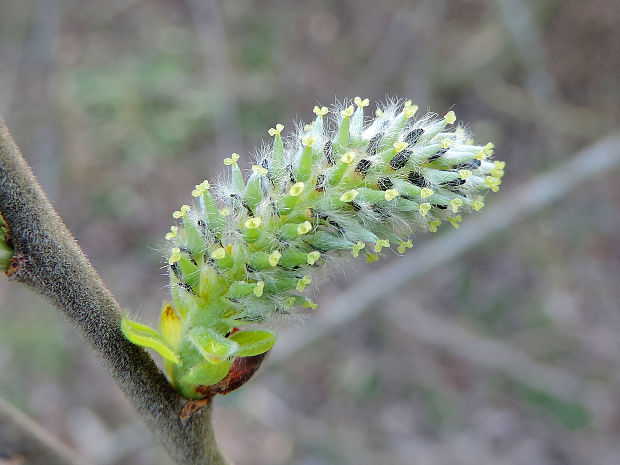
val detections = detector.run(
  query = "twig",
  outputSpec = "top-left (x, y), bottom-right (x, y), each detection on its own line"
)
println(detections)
top-left (0, 117), bottom-right (231, 465)
top-left (270, 133), bottom-right (620, 366)
top-left (0, 395), bottom-right (90, 465)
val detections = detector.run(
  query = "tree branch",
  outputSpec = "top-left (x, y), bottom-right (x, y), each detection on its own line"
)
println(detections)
top-left (0, 116), bottom-right (231, 465)
top-left (0, 395), bottom-right (91, 465)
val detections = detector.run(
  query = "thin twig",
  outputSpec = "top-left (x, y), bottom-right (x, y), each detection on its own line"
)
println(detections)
top-left (0, 395), bottom-right (90, 465)
top-left (270, 133), bottom-right (620, 366)
top-left (0, 117), bottom-right (231, 465)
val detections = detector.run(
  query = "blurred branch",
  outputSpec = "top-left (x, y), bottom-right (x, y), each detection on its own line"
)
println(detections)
top-left (185, 0), bottom-right (242, 157)
top-left (0, 395), bottom-right (90, 465)
top-left (495, 0), bottom-right (557, 99)
top-left (494, 0), bottom-right (566, 156)
top-left (385, 297), bottom-right (614, 425)
top-left (236, 384), bottom-right (401, 465)
top-left (401, 0), bottom-right (447, 105)
top-left (478, 81), bottom-right (610, 137)
top-left (0, 117), bottom-right (231, 465)
top-left (271, 133), bottom-right (620, 367)
top-left (354, 14), bottom-right (416, 95)
top-left (9, 0), bottom-right (63, 200)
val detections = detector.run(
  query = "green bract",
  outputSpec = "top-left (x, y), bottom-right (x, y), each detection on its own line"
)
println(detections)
top-left (122, 98), bottom-right (505, 399)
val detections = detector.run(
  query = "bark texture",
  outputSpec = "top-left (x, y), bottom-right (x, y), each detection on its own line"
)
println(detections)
top-left (0, 117), bottom-right (230, 465)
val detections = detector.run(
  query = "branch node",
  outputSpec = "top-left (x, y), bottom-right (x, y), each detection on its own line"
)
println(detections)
top-left (6, 254), bottom-right (28, 278)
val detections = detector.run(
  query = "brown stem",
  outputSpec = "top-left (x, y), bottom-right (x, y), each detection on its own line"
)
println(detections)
top-left (0, 117), bottom-right (231, 465)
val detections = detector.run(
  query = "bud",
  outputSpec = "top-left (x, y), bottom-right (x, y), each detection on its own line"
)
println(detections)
top-left (122, 99), bottom-right (505, 399)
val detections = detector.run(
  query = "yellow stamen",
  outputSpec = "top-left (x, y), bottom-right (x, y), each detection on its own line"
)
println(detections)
top-left (289, 182), bottom-right (305, 197)
top-left (245, 217), bottom-right (262, 229)
top-left (268, 250), bottom-right (281, 267)
top-left (393, 141), bottom-right (409, 153)
top-left (313, 106), bottom-right (329, 116)
top-left (450, 198), bottom-right (463, 213)
top-left (253, 281), bottom-right (264, 297)
top-left (397, 239), bottom-right (413, 254)
top-left (307, 251), bottom-right (321, 265)
top-left (374, 239), bottom-right (390, 253)
top-left (168, 248), bottom-right (181, 265)
top-left (252, 165), bottom-right (268, 176)
top-left (444, 110), bottom-right (456, 125)
top-left (302, 298), bottom-right (318, 310)
top-left (341, 151), bottom-right (356, 165)
top-left (165, 226), bottom-right (178, 241)
top-left (419, 202), bottom-right (431, 216)
top-left (404, 105), bottom-right (419, 119)
top-left (191, 180), bottom-right (210, 197)
top-left (341, 106), bottom-right (354, 118)
top-left (224, 153), bottom-right (240, 165)
top-left (354, 97), bottom-right (370, 108)
top-left (296, 275), bottom-right (312, 292)
top-left (351, 241), bottom-right (365, 257)
top-left (302, 134), bottom-right (316, 147)
top-left (440, 138), bottom-right (453, 149)
top-left (211, 248), bottom-right (226, 260)
top-left (340, 189), bottom-right (359, 202)
top-left (420, 188), bottom-right (433, 199)
top-left (448, 215), bottom-right (463, 229)
top-left (384, 189), bottom-right (399, 201)
top-left (268, 124), bottom-right (284, 137)
top-left (297, 221), bottom-right (312, 235)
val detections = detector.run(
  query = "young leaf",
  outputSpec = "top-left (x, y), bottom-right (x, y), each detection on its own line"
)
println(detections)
top-left (189, 328), bottom-right (238, 364)
top-left (229, 329), bottom-right (276, 357)
top-left (179, 361), bottom-right (232, 395)
top-left (121, 318), bottom-right (179, 364)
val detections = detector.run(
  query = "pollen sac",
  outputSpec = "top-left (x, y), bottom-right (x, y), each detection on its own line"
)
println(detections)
top-left (389, 150), bottom-right (411, 170)
top-left (408, 171), bottom-right (429, 187)
top-left (428, 148), bottom-right (447, 162)
top-left (324, 140), bottom-right (335, 165)
top-left (404, 128), bottom-right (424, 144)
top-left (121, 98), bottom-right (505, 400)
top-left (377, 176), bottom-right (393, 191)
top-left (366, 132), bottom-right (383, 156)
top-left (355, 159), bottom-right (372, 177)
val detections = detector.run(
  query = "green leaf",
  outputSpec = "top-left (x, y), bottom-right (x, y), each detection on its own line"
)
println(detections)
top-left (121, 318), bottom-right (179, 364)
top-left (179, 360), bottom-right (232, 389)
top-left (189, 328), bottom-right (238, 364)
top-left (230, 329), bottom-right (276, 357)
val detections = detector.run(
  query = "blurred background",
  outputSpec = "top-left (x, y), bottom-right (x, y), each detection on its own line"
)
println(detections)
top-left (0, 0), bottom-right (619, 464)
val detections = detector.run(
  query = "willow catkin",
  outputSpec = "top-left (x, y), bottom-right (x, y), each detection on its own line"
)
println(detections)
top-left (122, 98), bottom-right (505, 399)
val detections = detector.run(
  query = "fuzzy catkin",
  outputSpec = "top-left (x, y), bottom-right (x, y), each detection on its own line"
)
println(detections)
top-left (122, 98), bottom-right (505, 399)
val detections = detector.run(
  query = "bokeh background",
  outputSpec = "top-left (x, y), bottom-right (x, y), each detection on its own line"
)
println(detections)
top-left (1, 0), bottom-right (619, 464)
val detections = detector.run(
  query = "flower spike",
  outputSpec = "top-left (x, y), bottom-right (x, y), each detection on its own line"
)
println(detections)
top-left (122, 98), bottom-right (505, 400)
